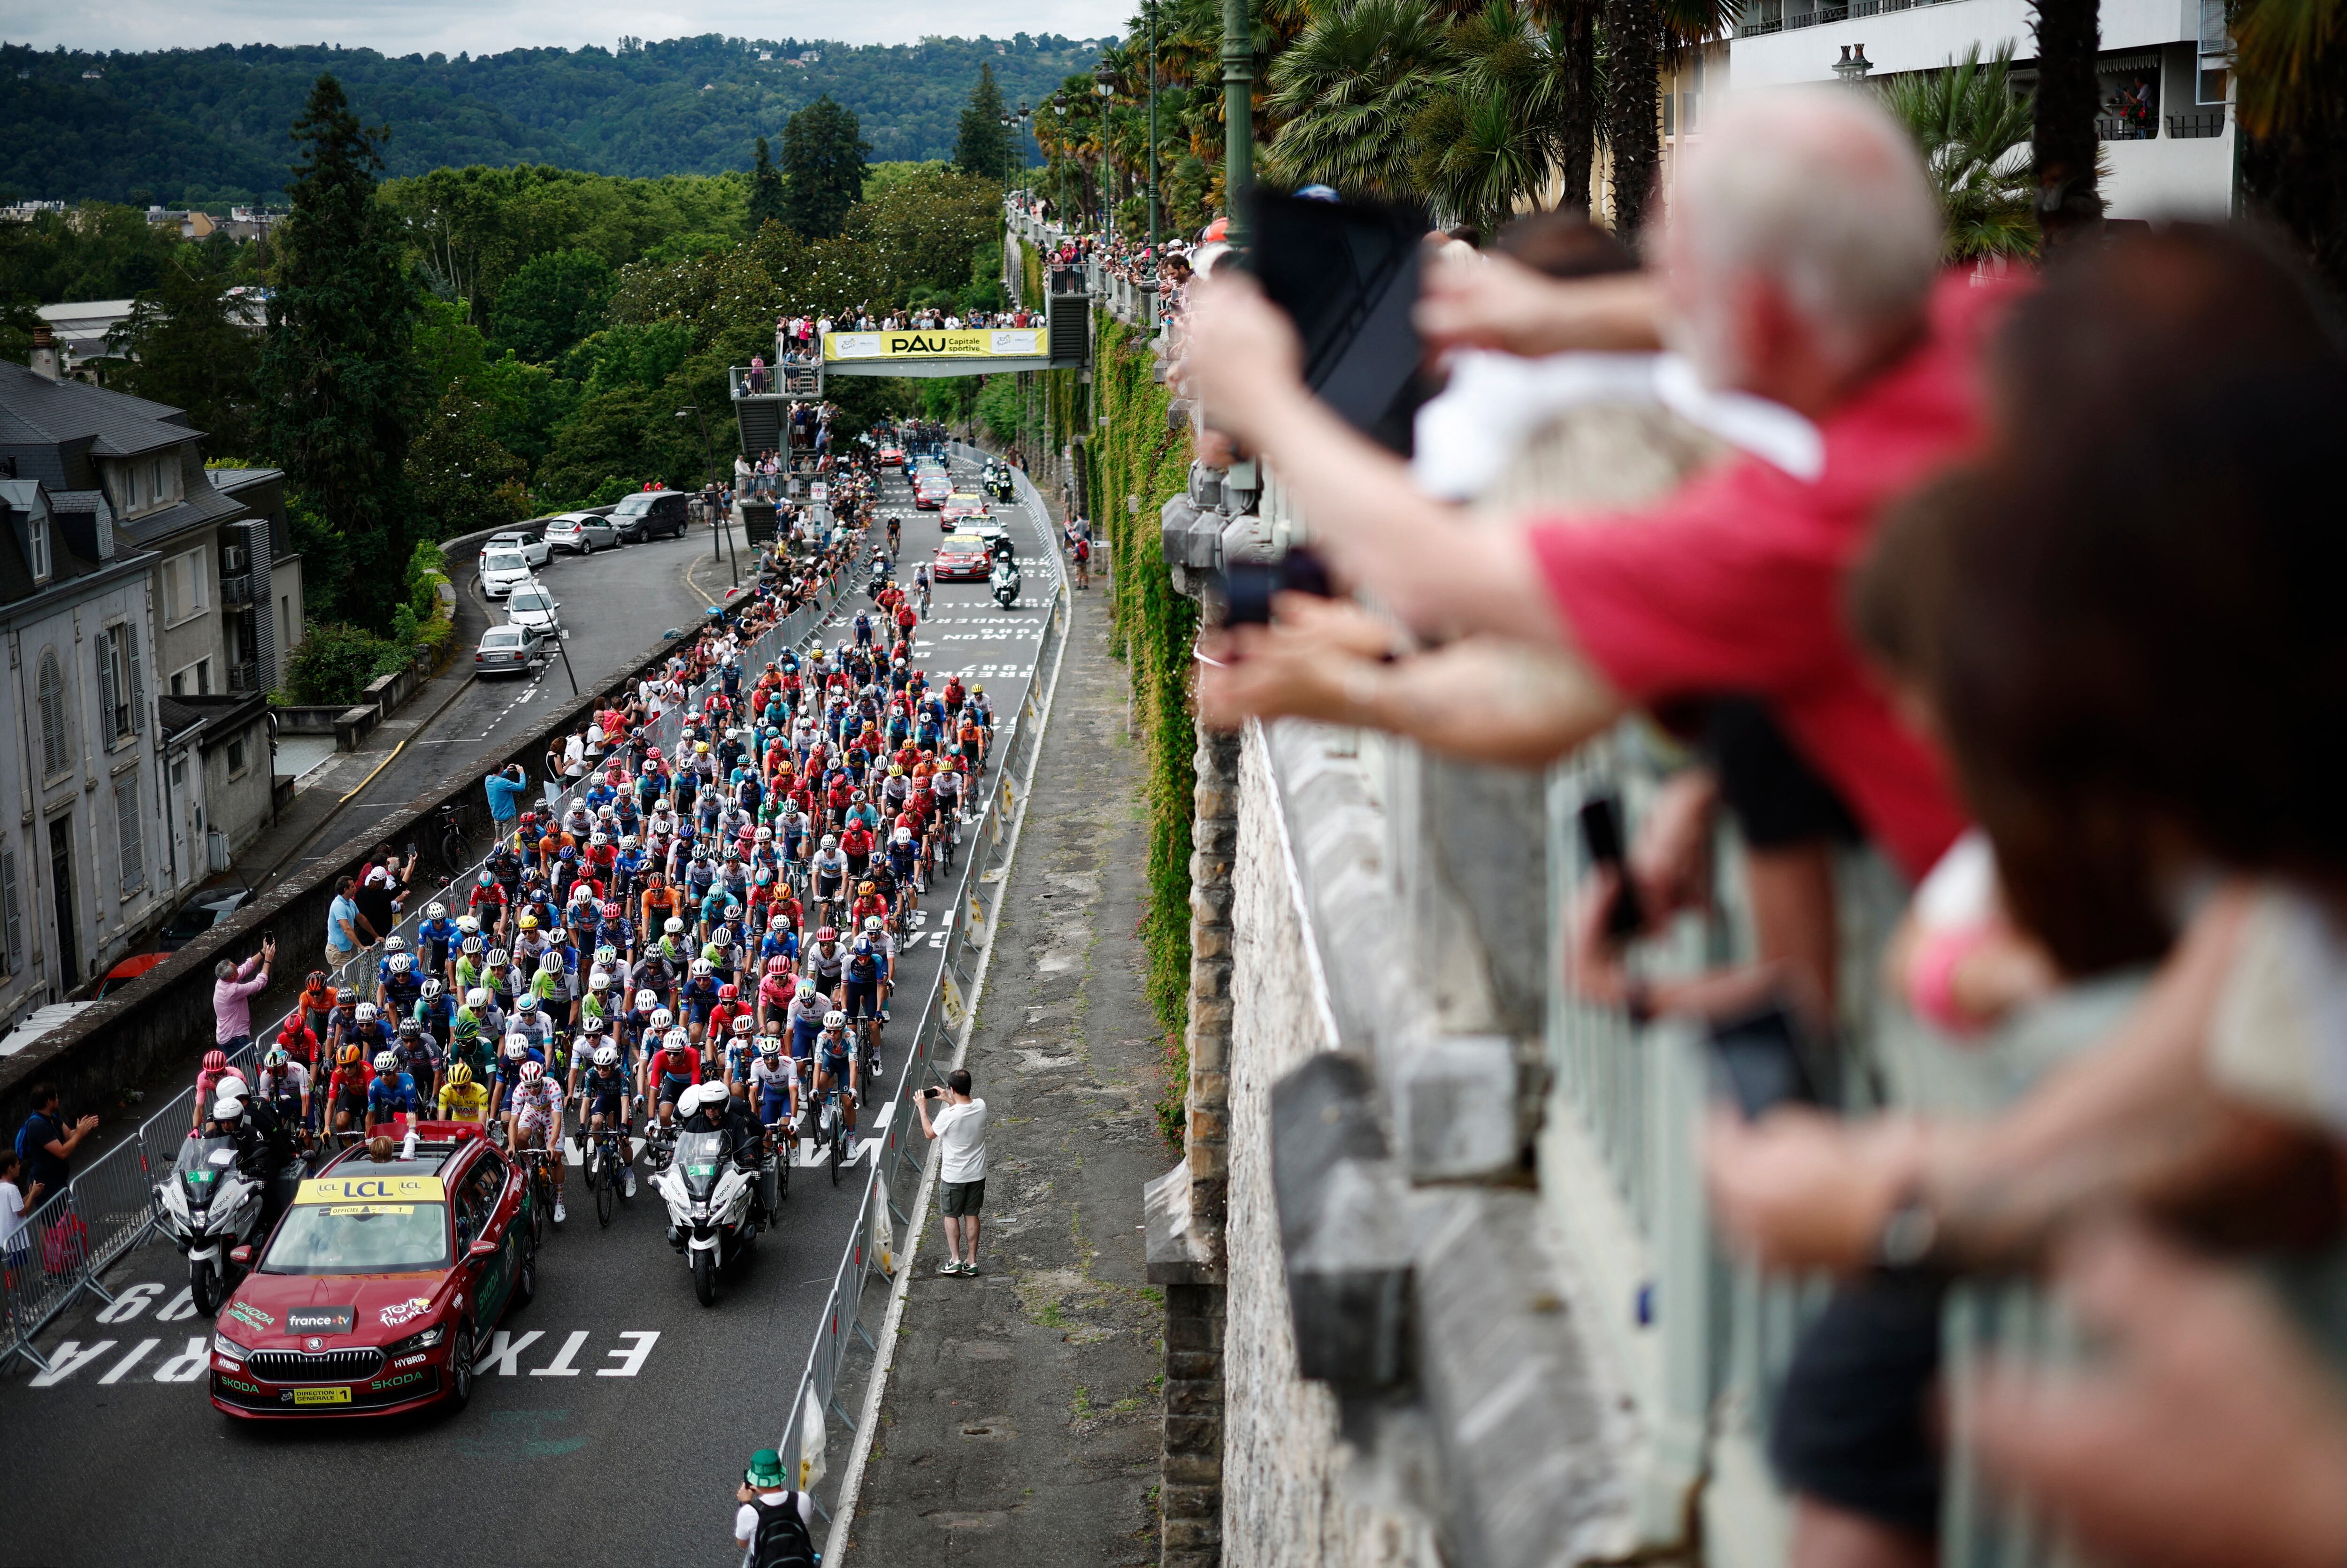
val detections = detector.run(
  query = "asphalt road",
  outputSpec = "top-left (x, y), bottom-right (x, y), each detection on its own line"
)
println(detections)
top-left (0, 450), bottom-right (1061, 1568)
top-left (280, 522), bottom-right (750, 881)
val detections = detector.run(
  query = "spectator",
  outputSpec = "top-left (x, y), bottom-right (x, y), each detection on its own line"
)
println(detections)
top-left (917, 1068), bottom-right (988, 1276)
top-left (353, 864), bottom-right (400, 959)
top-left (0, 1148), bottom-right (35, 1275)
top-left (733, 1447), bottom-right (815, 1563)
top-left (15, 1083), bottom-right (96, 1197)
top-left (484, 763), bottom-right (532, 826)
top-left (325, 874), bottom-right (369, 984)
top-left (213, 933), bottom-right (276, 1050)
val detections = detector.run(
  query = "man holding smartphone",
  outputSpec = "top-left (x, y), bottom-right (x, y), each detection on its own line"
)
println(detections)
top-left (916, 1069), bottom-right (987, 1276)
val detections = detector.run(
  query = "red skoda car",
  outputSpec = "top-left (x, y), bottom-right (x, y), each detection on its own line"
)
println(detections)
top-left (933, 539), bottom-right (991, 582)
top-left (208, 1123), bottom-right (537, 1419)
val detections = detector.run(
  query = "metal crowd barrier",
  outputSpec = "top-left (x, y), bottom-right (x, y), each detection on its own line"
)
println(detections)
top-left (1, 552), bottom-right (854, 1375)
top-left (767, 446), bottom-right (1075, 1521)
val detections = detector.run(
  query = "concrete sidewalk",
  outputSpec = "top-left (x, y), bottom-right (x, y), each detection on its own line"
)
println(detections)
top-left (848, 577), bottom-right (1168, 1565)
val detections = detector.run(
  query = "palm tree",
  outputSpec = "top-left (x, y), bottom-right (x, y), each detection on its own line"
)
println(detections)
top-left (2232, 0), bottom-right (2347, 297)
top-left (1411, 0), bottom-right (1584, 229)
top-left (2031, 0), bottom-right (2104, 244)
top-left (1881, 43), bottom-right (2039, 259)
top-left (1265, 0), bottom-right (1457, 203)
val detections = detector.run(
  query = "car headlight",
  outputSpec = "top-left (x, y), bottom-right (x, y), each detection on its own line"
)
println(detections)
top-left (384, 1323), bottom-right (445, 1357)
top-left (213, 1326), bottom-right (253, 1361)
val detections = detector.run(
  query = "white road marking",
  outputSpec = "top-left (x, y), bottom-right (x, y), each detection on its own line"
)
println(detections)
top-left (98, 1339), bottom-right (160, 1384)
top-left (476, 1328), bottom-right (544, 1376)
top-left (31, 1340), bottom-right (115, 1386)
top-left (530, 1329), bottom-right (591, 1377)
top-left (597, 1330), bottom-right (660, 1376)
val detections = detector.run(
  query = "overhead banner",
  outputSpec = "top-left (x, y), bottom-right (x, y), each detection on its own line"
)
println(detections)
top-left (822, 329), bottom-right (1045, 363)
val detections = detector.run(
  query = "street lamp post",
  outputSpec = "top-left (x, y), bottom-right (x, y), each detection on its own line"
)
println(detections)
top-left (1223, 0), bottom-right (1253, 248)
top-left (1147, 0), bottom-right (1160, 279)
top-left (1095, 79), bottom-right (1115, 241)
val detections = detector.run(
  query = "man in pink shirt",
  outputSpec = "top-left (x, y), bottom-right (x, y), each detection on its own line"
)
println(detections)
top-left (212, 933), bottom-right (276, 1051)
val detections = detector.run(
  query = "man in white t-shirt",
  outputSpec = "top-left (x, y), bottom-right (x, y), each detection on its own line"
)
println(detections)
top-left (916, 1068), bottom-right (988, 1276)
top-left (731, 1446), bottom-right (813, 1565)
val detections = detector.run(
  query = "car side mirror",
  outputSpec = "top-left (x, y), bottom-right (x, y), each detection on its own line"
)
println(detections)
top-left (468, 1238), bottom-right (499, 1262)
top-left (229, 1244), bottom-right (254, 1267)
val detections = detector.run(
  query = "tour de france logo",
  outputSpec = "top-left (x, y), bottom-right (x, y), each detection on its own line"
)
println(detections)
top-left (379, 1296), bottom-right (433, 1329)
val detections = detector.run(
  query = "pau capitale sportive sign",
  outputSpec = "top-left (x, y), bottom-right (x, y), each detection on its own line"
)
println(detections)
top-left (821, 329), bottom-right (1046, 363)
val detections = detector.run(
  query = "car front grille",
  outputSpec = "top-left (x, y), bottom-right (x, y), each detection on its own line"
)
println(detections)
top-left (248, 1347), bottom-right (385, 1383)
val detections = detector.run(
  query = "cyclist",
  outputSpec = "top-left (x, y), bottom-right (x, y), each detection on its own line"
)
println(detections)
top-left (392, 1017), bottom-right (441, 1108)
top-left (811, 1009), bottom-right (859, 1138)
top-left (720, 1014), bottom-right (761, 1096)
top-left (749, 1036), bottom-right (800, 1149)
top-left (841, 935), bottom-right (884, 1059)
top-left (508, 1060), bottom-right (568, 1224)
top-left (413, 975), bottom-right (455, 1049)
top-left (811, 834), bottom-right (847, 916)
top-left (861, 914), bottom-right (897, 1021)
top-left (365, 1049), bottom-right (421, 1135)
top-left (575, 1040), bottom-right (638, 1198)
top-left (417, 901), bottom-right (459, 985)
top-left (645, 1027), bottom-right (703, 1132)
top-left (256, 1047), bottom-right (310, 1129)
top-left (298, 970), bottom-right (338, 1044)
top-left (436, 1060), bottom-right (491, 1124)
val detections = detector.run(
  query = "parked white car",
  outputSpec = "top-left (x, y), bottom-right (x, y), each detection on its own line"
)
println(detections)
top-left (482, 529), bottom-right (551, 569)
top-left (543, 512), bottom-right (616, 555)
top-left (504, 583), bottom-right (564, 635)
top-left (479, 549), bottom-right (534, 599)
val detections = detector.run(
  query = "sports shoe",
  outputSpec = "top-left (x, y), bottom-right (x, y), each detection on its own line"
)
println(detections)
top-left (960, 1261), bottom-right (981, 1277)
top-left (624, 1168), bottom-right (637, 1198)
top-left (940, 1259), bottom-right (964, 1276)
top-left (553, 1199), bottom-right (567, 1224)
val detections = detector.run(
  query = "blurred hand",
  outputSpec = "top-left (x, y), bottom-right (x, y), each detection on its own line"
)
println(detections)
top-left (1415, 249), bottom-right (1663, 357)
top-left (1564, 865), bottom-right (1635, 1006)
top-left (1628, 770), bottom-right (1718, 922)
top-left (1964, 1226), bottom-right (2347, 1568)
top-left (1704, 1107), bottom-right (1923, 1271)
top-left (1196, 594), bottom-right (1396, 730)
top-left (1181, 271), bottom-right (1306, 447)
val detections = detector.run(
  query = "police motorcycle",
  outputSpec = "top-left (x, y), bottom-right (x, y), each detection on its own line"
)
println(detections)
top-left (651, 1083), bottom-right (775, 1306)
top-left (865, 546), bottom-right (893, 603)
top-left (155, 1095), bottom-right (303, 1314)
top-left (988, 535), bottom-right (1021, 609)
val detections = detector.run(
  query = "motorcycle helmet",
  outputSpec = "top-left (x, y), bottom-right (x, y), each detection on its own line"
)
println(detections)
top-left (211, 1095), bottom-right (244, 1123)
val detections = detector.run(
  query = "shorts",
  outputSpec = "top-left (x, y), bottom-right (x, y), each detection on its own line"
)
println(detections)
top-left (656, 1073), bottom-right (691, 1105)
top-left (842, 982), bottom-right (879, 1020)
top-left (817, 1052), bottom-right (851, 1085)
top-left (1767, 1273), bottom-right (1947, 1538)
top-left (589, 1090), bottom-right (627, 1122)
top-left (940, 1178), bottom-right (985, 1218)
top-left (1702, 698), bottom-right (1861, 850)
top-left (790, 1019), bottom-right (821, 1060)
top-left (757, 1089), bottom-right (793, 1126)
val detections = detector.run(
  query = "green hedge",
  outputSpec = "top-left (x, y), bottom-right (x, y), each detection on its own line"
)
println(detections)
top-left (1084, 313), bottom-right (1200, 1146)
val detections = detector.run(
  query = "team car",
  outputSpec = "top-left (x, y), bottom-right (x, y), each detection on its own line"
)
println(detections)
top-left (933, 538), bottom-right (992, 582)
top-left (877, 445), bottom-right (905, 467)
top-left (939, 492), bottom-right (989, 531)
top-left (913, 471), bottom-right (954, 509)
top-left (207, 1123), bottom-right (537, 1420)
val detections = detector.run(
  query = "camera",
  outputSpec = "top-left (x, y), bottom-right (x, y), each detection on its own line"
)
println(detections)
top-left (1214, 545), bottom-right (1335, 627)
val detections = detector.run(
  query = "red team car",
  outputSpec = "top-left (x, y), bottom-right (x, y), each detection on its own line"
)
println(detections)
top-left (208, 1124), bottom-right (537, 1419)
top-left (933, 538), bottom-right (991, 582)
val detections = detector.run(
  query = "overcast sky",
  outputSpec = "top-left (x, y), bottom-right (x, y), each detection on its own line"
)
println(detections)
top-left (2, 0), bottom-right (1129, 55)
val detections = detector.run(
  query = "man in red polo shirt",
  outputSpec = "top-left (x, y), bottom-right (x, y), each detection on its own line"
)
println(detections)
top-left (1184, 87), bottom-right (1990, 887)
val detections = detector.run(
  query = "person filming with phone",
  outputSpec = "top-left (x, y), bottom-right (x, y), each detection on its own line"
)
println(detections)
top-left (916, 1069), bottom-right (988, 1276)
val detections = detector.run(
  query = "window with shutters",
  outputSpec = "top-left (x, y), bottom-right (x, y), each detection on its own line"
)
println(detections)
top-left (115, 772), bottom-right (145, 895)
top-left (95, 622), bottom-right (144, 746)
top-left (37, 650), bottom-right (69, 778)
top-left (163, 549), bottom-right (208, 624)
top-left (26, 514), bottom-right (48, 582)
top-left (0, 844), bottom-right (20, 977)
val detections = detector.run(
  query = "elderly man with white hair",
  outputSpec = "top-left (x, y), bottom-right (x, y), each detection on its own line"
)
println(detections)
top-left (1186, 86), bottom-right (1983, 891)
top-left (1183, 88), bottom-right (1998, 1568)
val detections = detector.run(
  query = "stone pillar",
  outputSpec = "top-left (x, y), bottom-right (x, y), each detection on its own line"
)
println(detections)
top-left (1154, 717), bottom-right (1239, 1568)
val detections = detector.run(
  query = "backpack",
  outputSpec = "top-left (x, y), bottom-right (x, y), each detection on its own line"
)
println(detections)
top-left (745, 1492), bottom-right (815, 1568)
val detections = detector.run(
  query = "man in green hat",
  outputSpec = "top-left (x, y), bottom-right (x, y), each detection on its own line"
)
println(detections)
top-left (733, 1448), bottom-right (814, 1565)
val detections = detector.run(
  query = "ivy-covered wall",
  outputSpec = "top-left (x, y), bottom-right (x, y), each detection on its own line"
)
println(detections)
top-left (1085, 312), bottom-right (1199, 1143)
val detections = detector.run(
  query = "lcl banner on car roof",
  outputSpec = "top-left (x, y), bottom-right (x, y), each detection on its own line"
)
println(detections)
top-left (821, 329), bottom-right (1044, 362)
top-left (294, 1175), bottom-right (448, 1205)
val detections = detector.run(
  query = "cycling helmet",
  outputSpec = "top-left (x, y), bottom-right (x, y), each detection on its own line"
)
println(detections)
top-left (690, 958), bottom-right (713, 978)
top-left (354, 1003), bottom-right (378, 1023)
top-left (340, 1043), bottom-right (364, 1066)
top-left (820, 834), bottom-right (838, 850)
top-left (202, 1048), bottom-right (227, 1073)
top-left (389, 953), bottom-right (412, 974)
top-left (486, 948), bottom-right (509, 967)
top-left (766, 956), bottom-right (790, 975)
top-left (520, 1060), bottom-right (545, 1082)
top-left (539, 951), bottom-right (563, 974)
top-left (594, 945), bottom-right (618, 965)
top-left (384, 935), bottom-right (407, 954)
top-left (816, 926), bottom-right (838, 945)
top-left (461, 935), bottom-right (484, 955)
top-left (449, 1061), bottom-right (475, 1086)
top-left (634, 989), bottom-right (658, 1011)
top-left (718, 983), bottom-right (739, 1002)
top-left (852, 936), bottom-right (872, 955)
top-left (263, 1047), bottom-right (286, 1068)
top-left (651, 1007), bottom-right (675, 1030)
top-left (724, 902), bottom-right (744, 921)
top-left (863, 916), bottom-right (884, 934)
top-left (478, 870), bottom-right (495, 887)
top-left (757, 1037), bottom-right (782, 1060)
top-left (823, 1010), bottom-right (847, 1030)
top-left (601, 901), bottom-right (622, 920)
top-left (664, 917), bottom-right (685, 935)
top-left (426, 902), bottom-right (447, 920)
top-left (305, 969), bottom-right (327, 988)
top-left (731, 1015), bottom-right (754, 1034)
top-left (456, 915), bottom-right (481, 934)
top-left (894, 826), bottom-right (913, 843)
top-left (588, 967), bottom-right (612, 993)
top-left (397, 1017), bottom-right (423, 1038)
top-left (517, 914), bottom-right (539, 931)
top-left (665, 1027), bottom-right (692, 1051)
top-left (590, 832), bottom-right (609, 847)
top-left (516, 994), bottom-right (538, 1014)
top-left (373, 1050), bottom-right (399, 1073)
top-left (593, 1043), bottom-right (620, 1069)
top-left (465, 987), bottom-right (489, 1009)
top-left (503, 1036), bottom-right (528, 1059)
top-left (421, 977), bottom-right (445, 999)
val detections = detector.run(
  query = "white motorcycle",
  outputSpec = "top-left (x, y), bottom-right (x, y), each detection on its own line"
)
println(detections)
top-left (652, 1126), bottom-right (770, 1306)
top-left (154, 1133), bottom-right (267, 1315)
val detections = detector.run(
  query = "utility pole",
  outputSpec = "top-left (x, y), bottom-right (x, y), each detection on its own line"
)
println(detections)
top-left (1147, 0), bottom-right (1160, 277)
top-left (1222, 0), bottom-right (1252, 249)
top-left (677, 400), bottom-right (738, 588)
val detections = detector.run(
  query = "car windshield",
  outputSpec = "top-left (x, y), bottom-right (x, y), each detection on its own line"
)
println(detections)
top-left (613, 496), bottom-right (653, 516)
top-left (485, 553), bottom-right (525, 573)
top-left (510, 591), bottom-right (552, 612)
top-left (483, 630), bottom-right (523, 648)
top-left (261, 1201), bottom-right (451, 1274)
top-left (160, 900), bottom-right (226, 940)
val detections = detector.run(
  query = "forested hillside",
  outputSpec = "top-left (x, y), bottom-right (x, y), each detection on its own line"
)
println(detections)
top-left (0, 33), bottom-right (1101, 203)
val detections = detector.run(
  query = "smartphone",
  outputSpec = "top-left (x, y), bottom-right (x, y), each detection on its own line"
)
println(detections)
top-left (1575, 793), bottom-right (1646, 941)
top-left (1220, 547), bottom-right (1335, 627)
top-left (1706, 1000), bottom-right (1824, 1120)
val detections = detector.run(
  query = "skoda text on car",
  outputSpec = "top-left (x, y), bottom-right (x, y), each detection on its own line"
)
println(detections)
top-left (210, 1124), bottom-right (536, 1420)
top-left (479, 550), bottom-right (533, 600)
top-left (933, 539), bottom-right (990, 582)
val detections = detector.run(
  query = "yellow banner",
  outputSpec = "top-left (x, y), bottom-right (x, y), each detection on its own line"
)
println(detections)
top-left (296, 1175), bottom-right (447, 1205)
top-left (822, 329), bottom-right (1045, 363)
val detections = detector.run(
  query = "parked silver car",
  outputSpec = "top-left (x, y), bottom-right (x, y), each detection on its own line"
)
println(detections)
top-left (474, 621), bottom-right (550, 675)
top-left (543, 512), bottom-right (616, 555)
top-left (482, 529), bottom-right (552, 570)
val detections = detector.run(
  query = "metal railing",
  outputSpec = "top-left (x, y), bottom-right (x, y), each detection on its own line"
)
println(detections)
top-left (766, 448), bottom-right (1075, 1521)
top-left (2, 547), bottom-right (856, 1375)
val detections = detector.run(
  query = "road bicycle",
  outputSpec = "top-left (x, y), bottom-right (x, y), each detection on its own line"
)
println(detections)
top-left (515, 1142), bottom-right (558, 1248)
top-left (580, 1117), bottom-right (633, 1228)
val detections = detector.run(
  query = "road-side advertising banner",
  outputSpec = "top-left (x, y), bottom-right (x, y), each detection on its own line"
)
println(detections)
top-left (822, 329), bottom-right (1045, 362)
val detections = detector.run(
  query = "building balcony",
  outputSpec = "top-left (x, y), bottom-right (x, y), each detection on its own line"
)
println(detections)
top-left (216, 574), bottom-right (254, 610)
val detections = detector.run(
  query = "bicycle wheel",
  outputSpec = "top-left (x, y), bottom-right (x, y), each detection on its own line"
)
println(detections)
top-left (441, 829), bottom-right (469, 878)
top-left (595, 1151), bottom-right (615, 1227)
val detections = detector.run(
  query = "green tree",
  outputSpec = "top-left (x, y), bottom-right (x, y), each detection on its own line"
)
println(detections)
top-left (405, 389), bottom-right (528, 538)
top-left (953, 62), bottom-right (1012, 181)
top-left (494, 246), bottom-right (617, 361)
top-left (255, 75), bottom-right (425, 634)
top-left (2233, 0), bottom-right (2347, 298)
top-left (1265, 0), bottom-right (1453, 205)
top-left (782, 95), bottom-right (872, 239)
top-left (748, 135), bottom-right (787, 232)
top-left (1604, 0), bottom-right (1663, 239)
top-left (108, 249), bottom-right (261, 454)
top-left (1882, 44), bottom-right (2039, 260)
top-left (2032, 0), bottom-right (2106, 245)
